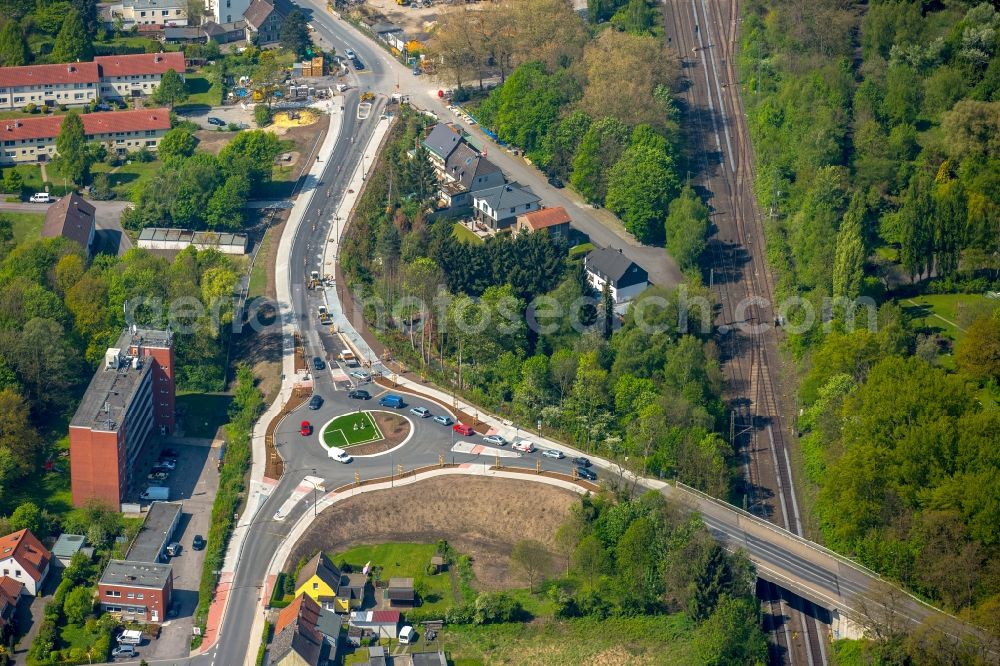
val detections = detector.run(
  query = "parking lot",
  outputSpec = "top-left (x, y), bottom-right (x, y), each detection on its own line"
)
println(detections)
top-left (126, 440), bottom-right (220, 661)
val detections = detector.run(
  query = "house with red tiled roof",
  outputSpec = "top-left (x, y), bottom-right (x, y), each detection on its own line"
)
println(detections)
top-left (95, 52), bottom-right (185, 101)
top-left (514, 206), bottom-right (573, 240)
top-left (0, 576), bottom-right (23, 637)
top-left (0, 530), bottom-right (52, 596)
top-left (0, 108), bottom-right (171, 165)
top-left (266, 594), bottom-right (340, 666)
top-left (0, 62), bottom-right (101, 111)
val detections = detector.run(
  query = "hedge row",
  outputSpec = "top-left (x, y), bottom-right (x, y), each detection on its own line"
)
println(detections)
top-left (192, 366), bottom-right (263, 642)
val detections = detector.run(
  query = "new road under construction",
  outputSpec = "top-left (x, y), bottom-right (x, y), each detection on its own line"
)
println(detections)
top-left (664, 0), bottom-right (827, 663)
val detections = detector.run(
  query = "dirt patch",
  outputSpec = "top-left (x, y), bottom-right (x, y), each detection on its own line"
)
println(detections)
top-left (193, 130), bottom-right (235, 155)
top-left (288, 476), bottom-right (578, 590)
top-left (348, 3), bottom-right (441, 38)
top-left (345, 412), bottom-right (411, 455)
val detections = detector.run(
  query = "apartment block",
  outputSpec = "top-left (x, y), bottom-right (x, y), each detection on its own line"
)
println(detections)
top-left (69, 328), bottom-right (176, 509)
top-left (0, 107), bottom-right (171, 165)
top-left (95, 52), bottom-right (186, 101)
top-left (0, 62), bottom-right (100, 111)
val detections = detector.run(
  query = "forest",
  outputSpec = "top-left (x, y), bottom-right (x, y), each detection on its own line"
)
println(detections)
top-left (739, 0), bottom-right (1000, 661)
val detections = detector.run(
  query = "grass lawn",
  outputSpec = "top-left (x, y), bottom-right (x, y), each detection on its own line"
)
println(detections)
top-left (899, 293), bottom-right (996, 342)
top-left (328, 543), bottom-right (457, 615)
top-left (439, 614), bottom-right (696, 666)
top-left (177, 392), bottom-right (233, 439)
top-left (10, 164), bottom-right (46, 191)
top-left (248, 225), bottom-right (274, 299)
top-left (60, 621), bottom-right (102, 651)
top-left (1, 432), bottom-right (72, 518)
top-left (90, 159), bottom-right (162, 200)
top-left (452, 223), bottom-right (484, 245)
top-left (2, 211), bottom-right (46, 244)
top-left (180, 71), bottom-right (223, 109)
top-left (321, 411), bottom-right (383, 448)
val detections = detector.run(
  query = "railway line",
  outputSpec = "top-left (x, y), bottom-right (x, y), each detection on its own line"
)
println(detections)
top-left (663, 0), bottom-right (829, 662)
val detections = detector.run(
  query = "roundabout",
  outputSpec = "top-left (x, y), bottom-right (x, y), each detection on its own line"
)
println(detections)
top-left (318, 409), bottom-right (412, 456)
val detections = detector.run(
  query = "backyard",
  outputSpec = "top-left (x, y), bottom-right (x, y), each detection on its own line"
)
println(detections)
top-left (176, 392), bottom-right (234, 439)
top-left (322, 411), bottom-right (383, 448)
top-left (3, 211), bottom-right (46, 244)
top-left (90, 159), bottom-right (163, 201)
top-left (177, 69), bottom-right (224, 111)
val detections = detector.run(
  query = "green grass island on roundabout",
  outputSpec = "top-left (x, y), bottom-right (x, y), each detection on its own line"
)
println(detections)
top-left (318, 409), bottom-right (412, 457)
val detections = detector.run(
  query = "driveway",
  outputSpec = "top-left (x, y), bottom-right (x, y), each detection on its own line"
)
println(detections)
top-left (134, 439), bottom-right (221, 661)
top-left (9, 570), bottom-right (61, 665)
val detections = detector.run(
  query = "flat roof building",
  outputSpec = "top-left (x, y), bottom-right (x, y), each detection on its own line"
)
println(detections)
top-left (137, 227), bottom-right (249, 255)
top-left (70, 327), bottom-right (175, 508)
top-left (126, 502), bottom-right (181, 564)
top-left (98, 560), bottom-right (173, 623)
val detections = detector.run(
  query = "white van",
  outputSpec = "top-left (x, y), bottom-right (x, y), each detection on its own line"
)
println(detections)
top-left (29, 192), bottom-right (54, 203)
top-left (398, 625), bottom-right (415, 645)
top-left (512, 440), bottom-right (535, 453)
top-left (117, 629), bottom-right (143, 645)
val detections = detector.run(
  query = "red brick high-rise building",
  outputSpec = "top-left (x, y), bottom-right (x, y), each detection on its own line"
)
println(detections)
top-left (70, 328), bottom-right (175, 509)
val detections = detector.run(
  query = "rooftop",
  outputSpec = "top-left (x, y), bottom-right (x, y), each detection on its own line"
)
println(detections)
top-left (51, 534), bottom-right (86, 560)
top-left (0, 530), bottom-right (50, 582)
top-left (126, 501), bottom-right (181, 563)
top-left (123, 0), bottom-right (187, 9)
top-left (0, 108), bottom-right (171, 143)
top-left (585, 246), bottom-right (645, 283)
top-left (411, 651), bottom-right (448, 666)
top-left (0, 61), bottom-right (100, 89)
top-left (422, 123), bottom-right (462, 161)
top-left (70, 328), bottom-right (172, 433)
top-left (295, 552), bottom-right (341, 593)
top-left (518, 206), bottom-right (572, 231)
top-left (99, 560), bottom-right (171, 589)
top-left (42, 192), bottom-right (95, 251)
top-left (137, 227), bottom-right (249, 250)
top-left (243, 0), bottom-right (278, 29)
top-left (473, 182), bottom-right (540, 213)
top-left (94, 52), bottom-right (185, 78)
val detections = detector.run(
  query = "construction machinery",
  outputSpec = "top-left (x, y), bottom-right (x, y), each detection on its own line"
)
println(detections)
top-left (309, 270), bottom-right (322, 289)
top-left (361, 91), bottom-right (375, 102)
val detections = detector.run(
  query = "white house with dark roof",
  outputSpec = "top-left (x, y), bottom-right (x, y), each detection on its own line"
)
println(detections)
top-left (421, 123), bottom-right (463, 172)
top-left (472, 182), bottom-right (541, 231)
top-left (439, 142), bottom-right (505, 210)
top-left (584, 246), bottom-right (650, 308)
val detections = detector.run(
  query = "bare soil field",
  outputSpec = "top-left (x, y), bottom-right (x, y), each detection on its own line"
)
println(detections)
top-left (287, 476), bottom-right (579, 589)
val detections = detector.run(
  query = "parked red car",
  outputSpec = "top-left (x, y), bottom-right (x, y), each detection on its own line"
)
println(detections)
top-left (300, 421), bottom-right (313, 436)
top-left (453, 423), bottom-right (474, 437)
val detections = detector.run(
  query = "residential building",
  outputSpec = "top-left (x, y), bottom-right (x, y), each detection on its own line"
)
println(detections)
top-left (348, 609), bottom-right (401, 639)
top-left (386, 577), bottom-right (414, 607)
top-left (51, 534), bottom-right (88, 567)
top-left (70, 328), bottom-right (176, 508)
top-left (422, 123), bottom-right (463, 172)
top-left (126, 502), bottom-right (181, 563)
top-left (0, 530), bottom-right (51, 596)
top-left (41, 192), bottom-right (96, 257)
top-left (0, 108), bottom-right (171, 166)
top-left (243, 0), bottom-right (284, 45)
top-left (0, 576), bottom-right (23, 638)
top-left (514, 206), bottom-right (572, 240)
top-left (98, 560), bottom-right (172, 622)
top-left (112, 0), bottom-right (188, 27)
top-left (293, 552), bottom-right (367, 613)
top-left (95, 52), bottom-right (185, 101)
top-left (439, 143), bottom-right (504, 210)
top-left (163, 25), bottom-right (207, 43)
top-left (201, 20), bottom-right (247, 44)
top-left (266, 594), bottom-right (338, 666)
top-left (584, 246), bottom-right (650, 308)
top-left (138, 227), bottom-right (249, 254)
top-left (472, 182), bottom-right (541, 232)
top-left (362, 646), bottom-right (387, 666)
top-left (0, 62), bottom-right (100, 111)
top-left (205, 0), bottom-right (251, 28)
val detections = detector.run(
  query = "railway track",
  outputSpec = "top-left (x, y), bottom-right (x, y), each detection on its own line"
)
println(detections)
top-left (663, 0), bottom-right (829, 662)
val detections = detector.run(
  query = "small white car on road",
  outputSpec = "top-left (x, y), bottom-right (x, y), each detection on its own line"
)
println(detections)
top-left (483, 434), bottom-right (507, 446)
top-left (542, 449), bottom-right (564, 459)
top-left (409, 407), bottom-right (431, 418)
top-left (328, 447), bottom-right (353, 463)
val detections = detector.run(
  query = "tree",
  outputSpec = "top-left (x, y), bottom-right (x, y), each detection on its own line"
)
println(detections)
top-left (51, 9), bottom-right (92, 63)
top-left (473, 591), bottom-right (521, 624)
top-left (570, 117), bottom-right (630, 203)
top-left (605, 145), bottom-right (679, 244)
top-left (280, 10), bottom-right (311, 57)
top-left (1, 318), bottom-right (79, 405)
top-left (956, 316), bottom-right (1000, 382)
top-left (219, 130), bottom-right (280, 187)
top-left (0, 20), bottom-right (29, 66)
top-left (158, 128), bottom-right (198, 161)
top-left (690, 595), bottom-right (769, 666)
top-left (832, 191), bottom-right (868, 299)
top-left (63, 586), bottom-right (94, 624)
top-left (254, 104), bottom-right (272, 128)
top-left (573, 534), bottom-right (610, 588)
top-left (510, 539), bottom-right (553, 593)
top-left (665, 185), bottom-right (710, 270)
top-left (55, 111), bottom-right (88, 185)
top-left (9, 501), bottom-right (47, 535)
top-left (615, 515), bottom-right (661, 609)
top-left (151, 69), bottom-right (187, 107)
top-left (1, 167), bottom-right (23, 194)
top-left (206, 174), bottom-right (249, 230)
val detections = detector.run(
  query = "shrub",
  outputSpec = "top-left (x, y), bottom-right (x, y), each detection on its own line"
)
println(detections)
top-left (473, 591), bottom-right (521, 624)
top-left (254, 105), bottom-right (272, 128)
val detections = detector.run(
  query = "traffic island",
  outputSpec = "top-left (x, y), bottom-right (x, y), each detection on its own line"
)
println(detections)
top-left (319, 410), bottom-right (411, 455)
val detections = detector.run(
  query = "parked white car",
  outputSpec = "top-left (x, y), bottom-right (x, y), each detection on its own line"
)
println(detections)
top-left (541, 449), bottom-right (564, 459)
top-left (328, 447), bottom-right (353, 463)
top-left (29, 192), bottom-right (54, 203)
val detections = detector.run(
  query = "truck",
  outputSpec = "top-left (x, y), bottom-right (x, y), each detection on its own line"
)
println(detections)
top-left (512, 440), bottom-right (535, 453)
top-left (140, 486), bottom-right (169, 501)
top-left (338, 348), bottom-right (356, 364)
